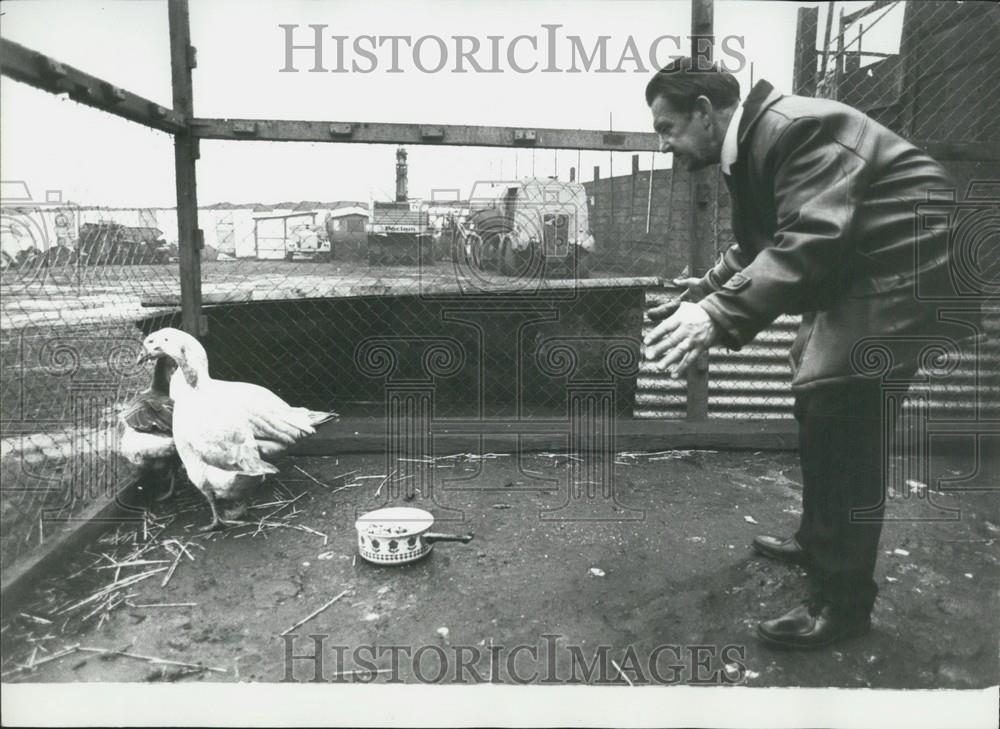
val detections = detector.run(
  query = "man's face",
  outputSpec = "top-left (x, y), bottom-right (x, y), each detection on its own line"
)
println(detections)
top-left (650, 94), bottom-right (719, 171)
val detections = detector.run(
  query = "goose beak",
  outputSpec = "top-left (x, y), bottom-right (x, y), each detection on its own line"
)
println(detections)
top-left (136, 351), bottom-right (153, 364)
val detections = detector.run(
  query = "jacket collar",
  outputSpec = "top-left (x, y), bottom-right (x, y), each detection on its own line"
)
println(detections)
top-left (720, 103), bottom-right (744, 175)
top-left (737, 79), bottom-right (783, 145)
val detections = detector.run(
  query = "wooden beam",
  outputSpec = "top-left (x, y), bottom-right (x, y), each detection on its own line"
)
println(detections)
top-left (0, 38), bottom-right (186, 133)
top-left (690, 0), bottom-right (714, 70)
top-left (841, 0), bottom-right (899, 27)
top-left (687, 0), bottom-right (714, 421)
top-left (630, 154), bottom-right (639, 244)
top-left (833, 6), bottom-right (846, 101)
top-left (793, 7), bottom-right (819, 96)
top-left (168, 0), bottom-right (206, 337)
top-left (188, 118), bottom-right (658, 152)
top-left (820, 2), bottom-right (835, 80)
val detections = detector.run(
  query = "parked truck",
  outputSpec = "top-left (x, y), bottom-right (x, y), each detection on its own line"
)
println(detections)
top-left (366, 200), bottom-right (432, 265)
top-left (459, 177), bottom-right (595, 278)
top-left (285, 222), bottom-right (332, 262)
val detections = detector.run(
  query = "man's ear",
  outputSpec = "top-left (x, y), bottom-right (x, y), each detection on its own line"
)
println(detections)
top-left (693, 95), bottom-right (714, 126)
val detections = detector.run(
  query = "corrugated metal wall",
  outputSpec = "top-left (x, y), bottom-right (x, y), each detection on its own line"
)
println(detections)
top-left (637, 287), bottom-right (1000, 421)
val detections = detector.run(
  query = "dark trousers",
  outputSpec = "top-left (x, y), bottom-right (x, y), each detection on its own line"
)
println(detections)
top-left (793, 378), bottom-right (898, 617)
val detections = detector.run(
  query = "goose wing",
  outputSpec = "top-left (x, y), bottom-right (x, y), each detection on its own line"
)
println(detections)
top-left (192, 413), bottom-right (278, 476)
top-left (121, 392), bottom-right (174, 434)
top-left (213, 380), bottom-right (328, 445)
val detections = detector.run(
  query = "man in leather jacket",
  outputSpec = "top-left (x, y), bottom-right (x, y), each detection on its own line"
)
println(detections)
top-left (642, 58), bottom-right (954, 649)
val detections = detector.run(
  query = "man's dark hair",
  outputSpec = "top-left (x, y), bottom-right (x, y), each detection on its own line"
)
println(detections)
top-left (645, 57), bottom-right (741, 112)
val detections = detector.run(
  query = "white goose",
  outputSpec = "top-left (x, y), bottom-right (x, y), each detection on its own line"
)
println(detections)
top-left (138, 327), bottom-right (337, 530)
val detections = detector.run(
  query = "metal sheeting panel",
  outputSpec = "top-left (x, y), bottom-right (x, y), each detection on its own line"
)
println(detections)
top-left (637, 288), bottom-right (999, 421)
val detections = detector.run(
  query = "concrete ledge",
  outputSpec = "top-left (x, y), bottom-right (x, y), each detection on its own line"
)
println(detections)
top-left (141, 274), bottom-right (665, 307)
top-left (291, 416), bottom-right (801, 455)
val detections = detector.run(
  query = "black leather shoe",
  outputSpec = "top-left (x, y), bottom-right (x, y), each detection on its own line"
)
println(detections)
top-left (757, 601), bottom-right (871, 650)
top-left (752, 534), bottom-right (808, 565)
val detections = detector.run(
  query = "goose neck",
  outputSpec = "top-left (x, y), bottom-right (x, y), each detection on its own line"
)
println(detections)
top-left (176, 355), bottom-right (210, 390)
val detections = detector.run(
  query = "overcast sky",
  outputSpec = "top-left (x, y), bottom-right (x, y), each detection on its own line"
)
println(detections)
top-left (1, 0), bottom-right (898, 207)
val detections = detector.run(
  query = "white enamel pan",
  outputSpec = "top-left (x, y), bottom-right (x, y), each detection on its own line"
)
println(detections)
top-left (354, 507), bottom-right (473, 565)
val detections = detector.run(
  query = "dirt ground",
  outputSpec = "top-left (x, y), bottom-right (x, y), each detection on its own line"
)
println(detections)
top-left (1, 447), bottom-right (997, 688)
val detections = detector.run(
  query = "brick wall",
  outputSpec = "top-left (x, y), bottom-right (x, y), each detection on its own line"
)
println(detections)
top-left (584, 163), bottom-right (733, 277)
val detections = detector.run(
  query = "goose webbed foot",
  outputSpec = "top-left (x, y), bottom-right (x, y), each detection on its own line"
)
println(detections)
top-left (221, 500), bottom-right (248, 521)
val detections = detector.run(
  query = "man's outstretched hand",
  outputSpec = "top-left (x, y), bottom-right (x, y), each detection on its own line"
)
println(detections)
top-left (643, 301), bottom-right (718, 379)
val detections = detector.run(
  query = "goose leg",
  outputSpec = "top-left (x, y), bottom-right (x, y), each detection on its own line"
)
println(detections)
top-left (200, 492), bottom-right (251, 532)
top-left (156, 469), bottom-right (177, 502)
top-left (199, 494), bottom-right (226, 532)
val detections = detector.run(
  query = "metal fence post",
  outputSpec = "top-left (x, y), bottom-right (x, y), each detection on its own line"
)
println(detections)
top-left (168, 0), bottom-right (205, 337)
top-left (686, 0), bottom-right (714, 421)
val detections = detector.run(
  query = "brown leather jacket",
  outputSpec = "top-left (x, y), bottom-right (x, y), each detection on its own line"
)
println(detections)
top-left (697, 80), bottom-right (955, 390)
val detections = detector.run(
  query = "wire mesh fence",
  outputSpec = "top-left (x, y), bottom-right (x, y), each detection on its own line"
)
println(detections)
top-left (1, 196), bottom-right (174, 571)
top-left (2, 0), bottom-right (998, 592)
top-left (0, 168), bottom-right (648, 573)
top-left (823, 0), bottom-right (999, 374)
top-left (815, 0), bottom-right (999, 147)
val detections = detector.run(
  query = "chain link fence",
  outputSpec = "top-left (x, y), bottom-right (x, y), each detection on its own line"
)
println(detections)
top-left (1, 193), bottom-right (180, 570)
top-left (805, 0), bottom-right (999, 424)
top-left (1, 162), bottom-right (649, 574)
top-left (815, 1), bottom-right (999, 148)
top-left (2, 0), bottom-right (998, 586)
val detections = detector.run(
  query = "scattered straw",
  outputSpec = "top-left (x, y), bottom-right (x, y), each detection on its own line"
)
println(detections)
top-left (373, 469), bottom-right (397, 498)
top-left (611, 659), bottom-right (634, 686)
top-left (329, 481), bottom-right (363, 495)
top-left (18, 613), bottom-right (52, 625)
top-left (280, 588), bottom-right (352, 636)
top-left (160, 550), bottom-right (183, 588)
top-left (0, 644), bottom-right (81, 678)
top-left (58, 567), bottom-right (169, 615)
top-left (96, 559), bottom-right (171, 571)
top-left (77, 646), bottom-right (227, 674)
top-left (292, 465), bottom-right (332, 489)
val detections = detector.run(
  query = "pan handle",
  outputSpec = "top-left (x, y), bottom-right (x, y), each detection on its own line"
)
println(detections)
top-left (646, 289), bottom-right (691, 322)
top-left (423, 532), bottom-right (474, 544)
